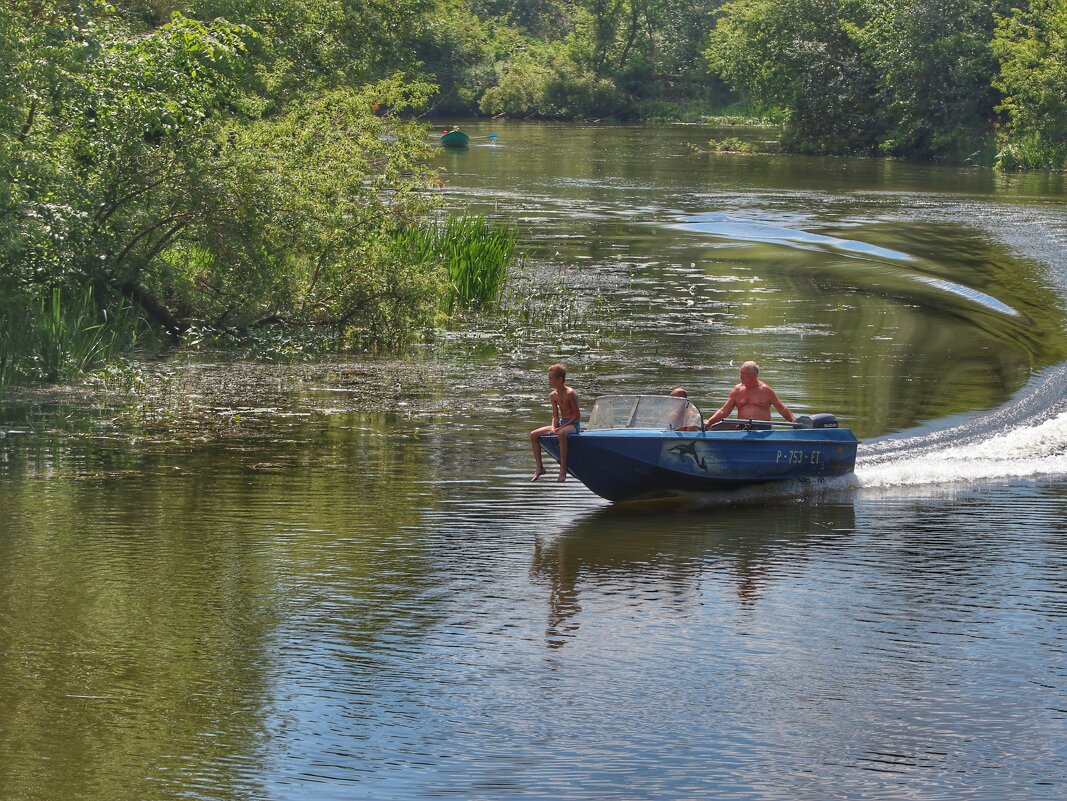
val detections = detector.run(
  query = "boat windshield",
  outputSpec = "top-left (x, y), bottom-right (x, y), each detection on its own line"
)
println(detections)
top-left (586, 395), bottom-right (703, 432)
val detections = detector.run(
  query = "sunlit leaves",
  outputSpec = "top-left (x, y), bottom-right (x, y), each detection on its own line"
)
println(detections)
top-left (857, 0), bottom-right (997, 162)
top-left (153, 80), bottom-right (442, 338)
top-left (706, 0), bottom-right (879, 154)
top-left (1, 0), bottom-right (450, 353)
top-left (992, 0), bottom-right (1067, 168)
top-left (706, 0), bottom-right (1003, 160)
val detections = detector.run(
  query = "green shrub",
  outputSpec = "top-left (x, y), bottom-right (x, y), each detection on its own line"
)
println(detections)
top-left (481, 59), bottom-right (622, 119)
top-left (992, 0), bottom-right (1067, 172)
top-left (480, 61), bottom-right (550, 116)
top-left (995, 134), bottom-right (1067, 171)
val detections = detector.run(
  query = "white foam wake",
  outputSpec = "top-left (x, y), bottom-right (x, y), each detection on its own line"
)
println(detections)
top-left (856, 410), bottom-right (1067, 488)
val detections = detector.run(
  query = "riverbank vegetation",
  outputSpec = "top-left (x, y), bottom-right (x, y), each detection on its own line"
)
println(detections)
top-left (706, 0), bottom-right (1067, 169)
top-left (3, 0), bottom-right (1067, 388)
top-left (424, 0), bottom-right (1067, 169)
top-left (0, 1), bottom-right (519, 389)
top-left (397, 215), bottom-right (516, 315)
top-left (0, 287), bottom-right (144, 386)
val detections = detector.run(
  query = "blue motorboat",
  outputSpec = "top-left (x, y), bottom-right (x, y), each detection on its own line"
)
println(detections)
top-left (538, 395), bottom-right (858, 502)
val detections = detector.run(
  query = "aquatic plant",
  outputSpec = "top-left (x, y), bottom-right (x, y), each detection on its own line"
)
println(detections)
top-left (442, 215), bottom-right (516, 313)
top-left (690, 137), bottom-right (771, 155)
top-left (994, 134), bottom-right (1067, 171)
top-left (397, 214), bottom-right (516, 314)
top-left (0, 287), bottom-right (144, 389)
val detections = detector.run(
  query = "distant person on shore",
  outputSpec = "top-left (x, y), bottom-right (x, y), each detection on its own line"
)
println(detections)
top-left (530, 363), bottom-right (581, 482)
top-left (704, 361), bottom-right (795, 428)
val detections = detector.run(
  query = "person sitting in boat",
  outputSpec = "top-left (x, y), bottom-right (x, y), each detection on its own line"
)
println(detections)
top-left (530, 363), bottom-right (581, 482)
top-left (704, 361), bottom-right (795, 429)
top-left (669, 387), bottom-right (701, 431)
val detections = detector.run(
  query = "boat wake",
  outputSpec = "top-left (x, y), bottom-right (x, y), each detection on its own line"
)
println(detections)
top-left (856, 409), bottom-right (1067, 489)
top-left (855, 363), bottom-right (1067, 490)
top-left (672, 211), bottom-right (1024, 319)
top-left (673, 211), bottom-right (917, 263)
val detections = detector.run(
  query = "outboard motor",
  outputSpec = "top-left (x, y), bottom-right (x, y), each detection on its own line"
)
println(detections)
top-left (810, 413), bottom-right (839, 429)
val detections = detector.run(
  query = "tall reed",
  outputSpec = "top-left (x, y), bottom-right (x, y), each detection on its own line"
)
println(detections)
top-left (397, 214), bottom-right (516, 314)
top-left (0, 286), bottom-right (143, 389)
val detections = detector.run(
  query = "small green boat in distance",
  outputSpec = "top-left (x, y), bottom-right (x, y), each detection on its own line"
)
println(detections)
top-left (440, 128), bottom-right (470, 148)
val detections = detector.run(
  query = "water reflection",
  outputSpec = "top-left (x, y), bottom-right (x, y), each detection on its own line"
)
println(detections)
top-left (0, 473), bottom-right (279, 800)
top-left (532, 502), bottom-right (857, 647)
top-left (675, 211), bottom-right (917, 263)
top-left (0, 416), bottom-right (441, 801)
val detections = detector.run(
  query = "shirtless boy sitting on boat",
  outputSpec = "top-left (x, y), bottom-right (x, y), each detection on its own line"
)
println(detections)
top-left (530, 363), bottom-right (581, 482)
top-left (704, 361), bottom-right (795, 428)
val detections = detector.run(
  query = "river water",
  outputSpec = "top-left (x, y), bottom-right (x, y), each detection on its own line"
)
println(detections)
top-left (2, 122), bottom-right (1067, 800)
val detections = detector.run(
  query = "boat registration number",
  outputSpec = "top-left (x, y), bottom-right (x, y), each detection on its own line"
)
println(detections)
top-left (776, 449), bottom-right (820, 465)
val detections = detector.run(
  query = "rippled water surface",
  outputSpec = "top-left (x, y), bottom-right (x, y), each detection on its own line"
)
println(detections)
top-left (2, 122), bottom-right (1067, 800)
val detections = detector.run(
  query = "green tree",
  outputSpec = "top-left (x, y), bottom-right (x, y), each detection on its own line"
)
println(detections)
top-left (414, 0), bottom-right (527, 115)
top-left (157, 80), bottom-right (442, 346)
top-left (856, 0), bottom-right (998, 162)
top-left (189, 0), bottom-right (433, 94)
top-left (480, 51), bottom-right (623, 118)
top-left (706, 0), bottom-right (879, 153)
top-left (470, 0), bottom-right (561, 36)
top-left (4, 5), bottom-right (257, 335)
top-left (992, 0), bottom-right (1067, 169)
top-left (475, 0), bottom-right (725, 118)
top-left (2, 0), bottom-right (450, 357)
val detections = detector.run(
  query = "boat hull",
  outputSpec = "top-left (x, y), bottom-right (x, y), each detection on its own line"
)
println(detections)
top-left (539, 428), bottom-right (858, 502)
top-left (440, 130), bottom-right (470, 148)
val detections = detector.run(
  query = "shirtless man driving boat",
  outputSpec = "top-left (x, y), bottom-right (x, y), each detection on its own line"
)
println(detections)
top-left (704, 361), bottom-right (795, 428)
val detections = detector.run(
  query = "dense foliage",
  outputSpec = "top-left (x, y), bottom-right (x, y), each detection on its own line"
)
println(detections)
top-left (0, 0), bottom-right (454, 384)
top-left (414, 0), bottom-right (1067, 165)
top-left (424, 0), bottom-right (730, 119)
top-left (706, 0), bottom-right (1067, 167)
top-left (992, 0), bottom-right (1067, 169)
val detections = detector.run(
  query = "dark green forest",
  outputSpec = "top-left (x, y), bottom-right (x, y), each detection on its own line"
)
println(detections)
top-left (1, 0), bottom-right (1066, 384)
